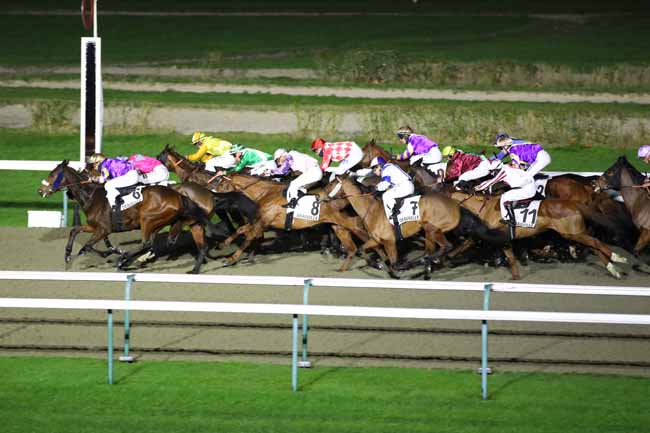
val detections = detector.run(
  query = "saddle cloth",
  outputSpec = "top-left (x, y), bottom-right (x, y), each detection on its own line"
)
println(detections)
top-left (383, 195), bottom-right (421, 226)
top-left (534, 178), bottom-right (549, 197)
top-left (501, 199), bottom-right (542, 228)
top-left (292, 195), bottom-right (321, 221)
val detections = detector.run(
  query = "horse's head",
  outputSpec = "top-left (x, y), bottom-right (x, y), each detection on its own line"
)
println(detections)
top-left (360, 138), bottom-right (391, 168)
top-left (595, 155), bottom-right (642, 191)
top-left (38, 160), bottom-right (71, 197)
top-left (157, 144), bottom-right (179, 169)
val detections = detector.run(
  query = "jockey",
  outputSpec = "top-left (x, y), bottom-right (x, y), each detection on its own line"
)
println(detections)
top-left (272, 148), bottom-right (323, 208)
top-left (475, 161), bottom-right (536, 240)
top-left (311, 137), bottom-right (364, 181)
top-left (88, 153), bottom-right (138, 209)
top-left (638, 145), bottom-right (650, 188)
top-left (217, 144), bottom-right (272, 175)
top-left (370, 156), bottom-right (414, 223)
top-left (639, 145), bottom-right (650, 164)
top-left (442, 146), bottom-right (486, 182)
top-left (491, 132), bottom-right (552, 177)
top-left (128, 153), bottom-right (169, 185)
top-left (187, 132), bottom-right (233, 163)
top-left (394, 126), bottom-right (442, 166)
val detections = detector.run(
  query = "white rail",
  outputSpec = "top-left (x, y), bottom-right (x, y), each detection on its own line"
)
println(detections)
top-left (0, 271), bottom-right (648, 297)
top-left (1, 298), bottom-right (649, 325)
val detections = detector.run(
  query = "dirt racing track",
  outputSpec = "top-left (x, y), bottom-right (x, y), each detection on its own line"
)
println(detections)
top-left (0, 227), bottom-right (649, 376)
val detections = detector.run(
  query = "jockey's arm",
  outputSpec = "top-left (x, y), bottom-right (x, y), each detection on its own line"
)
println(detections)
top-left (93, 166), bottom-right (110, 184)
top-left (186, 143), bottom-right (208, 162)
top-left (396, 143), bottom-right (414, 161)
top-left (319, 147), bottom-right (333, 171)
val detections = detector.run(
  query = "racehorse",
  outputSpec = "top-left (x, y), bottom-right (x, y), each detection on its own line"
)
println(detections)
top-left (37, 160), bottom-right (218, 274)
top-left (360, 139), bottom-right (410, 171)
top-left (208, 172), bottom-right (371, 271)
top-left (595, 156), bottom-right (650, 259)
top-left (449, 190), bottom-right (628, 279)
top-left (327, 175), bottom-right (509, 278)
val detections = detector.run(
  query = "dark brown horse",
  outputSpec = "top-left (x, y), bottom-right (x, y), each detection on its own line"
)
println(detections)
top-left (449, 190), bottom-right (628, 279)
top-left (37, 160), bottom-right (218, 273)
top-left (595, 156), bottom-right (650, 260)
top-left (208, 173), bottom-right (371, 271)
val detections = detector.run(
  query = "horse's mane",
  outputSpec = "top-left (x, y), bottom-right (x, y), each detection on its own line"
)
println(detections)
top-left (615, 155), bottom-right (646, 184)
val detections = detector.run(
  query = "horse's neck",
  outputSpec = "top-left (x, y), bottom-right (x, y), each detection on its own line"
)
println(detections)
top-left (619, 167), bottom-right (646, 209)
top-left (341, 181), bottom-right (377, 213)
top-left (230, 175), bottom-right (282, 200)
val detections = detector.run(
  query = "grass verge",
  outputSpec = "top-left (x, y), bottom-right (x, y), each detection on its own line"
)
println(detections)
top-left (1, 356), bottom-right (649, 433)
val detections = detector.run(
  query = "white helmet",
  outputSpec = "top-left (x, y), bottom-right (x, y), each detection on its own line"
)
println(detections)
top-left (273, 148), bottom-right (287, 160)
top-left (370, 156), bottom-right (387, 168)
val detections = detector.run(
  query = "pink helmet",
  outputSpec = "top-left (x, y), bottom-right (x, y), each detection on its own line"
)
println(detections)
top-left (638, 145), bottom-right (650, 159)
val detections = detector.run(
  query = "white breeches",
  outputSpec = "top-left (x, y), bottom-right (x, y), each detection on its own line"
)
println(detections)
top-left (457, 159), bottom-right (499, 183)
top-left (383, 181), bottom-right (415, 211)
top-left (288, 166), bottom-right (323, 200)
top-left (417, 146), bottom-right (442, 165)
top-left (500, 181), bottom-right (537, 216)
top-left (138, 165), bottom-right (169, 184)
top-left (326, 146), bottom-right (364, 176)
top-left (105, 170), bottom-right (139, 206)
top-left (526, 150), bottom-right (551, 178)
top-left (205, 154), bottom-right (237, 172)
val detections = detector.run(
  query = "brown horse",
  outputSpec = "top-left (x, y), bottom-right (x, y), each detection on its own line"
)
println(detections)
top-left (37, 160), bottom-right (218, 274)
top-left (449, 190), bottom-right (628, 279)
top-left (207, 172), bottom-right (370, 271)
top-left (326, 175), bottom-right (511, 278)
top-left (360, 139), bottom-right (411, 171)
top-left (595, 156), bottom-right (650, 260)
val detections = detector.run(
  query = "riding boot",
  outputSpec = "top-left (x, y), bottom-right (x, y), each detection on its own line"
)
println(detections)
top-left (282, 197), bottom-right (299, 209)
top-left (505, 202), bottom-right (516, 241)
top-left (391, 198), bottom-right (404, 242)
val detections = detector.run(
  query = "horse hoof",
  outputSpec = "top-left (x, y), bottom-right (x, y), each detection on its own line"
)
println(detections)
top-left (606, 262), bottom-right (623, 279)
top-left (610, 252), bottom-right (628, 264)
top-left (64, 255), bottom-right (71, 264)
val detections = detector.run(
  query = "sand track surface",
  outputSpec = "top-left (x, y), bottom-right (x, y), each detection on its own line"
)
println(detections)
top-left (0, 227), bottom-right (648, 375)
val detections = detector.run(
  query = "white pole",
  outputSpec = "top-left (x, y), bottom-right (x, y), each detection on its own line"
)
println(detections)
top-left (93, 0), bottom-right (98, 38)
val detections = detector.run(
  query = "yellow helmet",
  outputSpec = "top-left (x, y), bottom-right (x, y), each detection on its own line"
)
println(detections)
top-left (441, 146), bottom-right (456, 157)
top-left (87, 153), bottom-right (106, 165)
top-left (191, 132), bottom-right (205, 144)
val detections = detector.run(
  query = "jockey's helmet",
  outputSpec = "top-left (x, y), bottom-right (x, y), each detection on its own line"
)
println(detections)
top-left (441, 146), bottom-right (456, 158)
top-left (638, 145), bottom-right (650, 159)
top-left (228, 144), bottom-right (244, 155)
top-left (370, 156), bottom-right (387, 168)
top-left (191, 132), bottom-right (205, 145)
top-left (494, 132), bottom-right (511, 147)
top-left (87, 153), bottom-right (106, 165)
top-left (311, 138), bottom-right (326, 152)
top-left (396, 126), bottom-right (413, 141)
top-left (273, 148), bottom-right (287, 161)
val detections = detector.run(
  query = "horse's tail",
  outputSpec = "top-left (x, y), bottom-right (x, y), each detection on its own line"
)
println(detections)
top-left (453, 207), bottom-right (508, 244)
top-left (575, 201), bottom-right (638, 252)
top-left (179, 195), bottom-right (225, 240)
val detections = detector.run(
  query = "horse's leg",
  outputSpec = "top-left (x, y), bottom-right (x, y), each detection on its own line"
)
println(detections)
top-left (561, 232), bottom-right (625, 279)
top-left (224, 223), bottom-right (263, 266)
top-left (223, 224), bottom-right (252, 247)
top-left (65, 225), bottom-right (84, 263)
top-left (503, 246), bottom-right (521, 280)
top-left (215, 209), bottom-right (236, 234)
top-left (633, 228), bottom-right (650, 258)
top-left (383, 241), bottom-right (401, 278)
top-left (117, 241), bottom-right (153, 270)
top-left (188, 224), bottom-right (208, 274)
top-left (447, 238), bottom-right (475, 258)
top-left (76, 226), bottom-right (111, 259)
top-left (330, 226), bottom-right (357, 272)
top-left (426, 224), bottom-right (452, 260)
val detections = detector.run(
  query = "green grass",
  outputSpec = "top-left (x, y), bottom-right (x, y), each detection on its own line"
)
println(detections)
top-left (1, 129), bottom-right (647, 227)
top-left (1, 356), bottom-right (649, 433)
top-left (0, 14), bottom-right (648, 71)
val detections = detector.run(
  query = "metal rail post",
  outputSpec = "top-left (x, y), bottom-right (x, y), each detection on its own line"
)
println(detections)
top-left (107, 309), bottom-right (113, 385)
top-left (61, 190), bottom-right (68, 227)
top-left (119, 274), bottom-right (135, 362)
top-left (299, 279), bottom-right (312, 368)
top-left (480, 283), bottom-right (493, 400)
top-left (291, 314), bottom-right (299, 392)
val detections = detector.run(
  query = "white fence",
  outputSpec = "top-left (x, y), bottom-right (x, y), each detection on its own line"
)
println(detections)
top-left (0, 270), bottom-right (648, 399)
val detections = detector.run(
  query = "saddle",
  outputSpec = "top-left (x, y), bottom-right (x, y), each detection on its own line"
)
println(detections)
top-left (511, 192), bottom-right (545, 209)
